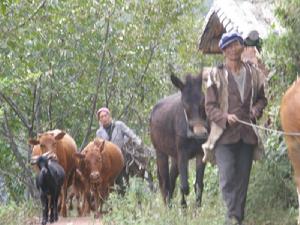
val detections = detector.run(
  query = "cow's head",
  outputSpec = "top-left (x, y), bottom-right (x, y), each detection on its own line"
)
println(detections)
top-left (75, 138), bottom-right (106, 184)
top-left (171, 73), bottom-right (208, 139)
top-left (29, 130), bottom-right (66, 154)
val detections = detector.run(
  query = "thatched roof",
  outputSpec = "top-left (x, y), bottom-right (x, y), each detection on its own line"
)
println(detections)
top-left (199, 0), bottom-right (284, 54)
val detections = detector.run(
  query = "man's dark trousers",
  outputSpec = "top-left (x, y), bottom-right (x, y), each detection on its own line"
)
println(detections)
top-left (215, 140), bottom-right (254, 222)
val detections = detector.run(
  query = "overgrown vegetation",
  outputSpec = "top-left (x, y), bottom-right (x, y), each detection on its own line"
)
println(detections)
top-left (0, 0), bottom-right (209, 200)
top-left (101, 175), bottom-right (296, 225)
top-left (0, 200), bottom-right (39, 225)
top-left (1, 0), bottom-right (300, 224)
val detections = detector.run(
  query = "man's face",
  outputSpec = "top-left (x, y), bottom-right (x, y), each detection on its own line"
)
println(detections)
top-left (223, 40), bottom-right (244, 60)
top-left (99, 111), bottom-right (112, 127)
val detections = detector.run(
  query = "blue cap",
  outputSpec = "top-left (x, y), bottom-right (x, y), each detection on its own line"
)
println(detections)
top-left (219, 31), bottom-right (244, 50)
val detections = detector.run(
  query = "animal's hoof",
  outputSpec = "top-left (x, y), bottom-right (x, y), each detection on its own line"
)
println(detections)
top-left (181, 201), bottom-right (187, 208)
top-left (181, 184), bottom-right (189, 195)
top-left (195, 200), bottom-right (201, 208)
top-left (94, 212), bottom-right (101, 219)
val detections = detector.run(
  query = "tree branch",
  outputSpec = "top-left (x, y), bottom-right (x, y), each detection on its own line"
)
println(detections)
top-left (0, 168), bottom-right (34, 191)
top-left (2, 110), bottom-right (35, 193)
top-left (0, 91), bottom-right (31, 130)
top-left (29, 75), bottom-right (43, 138)
top-left (118, 43), bottom-right (156, 119)
top-left (80, 18), bottom-right (111, 150)
top-left (8, 0), bottom-right (46, 33)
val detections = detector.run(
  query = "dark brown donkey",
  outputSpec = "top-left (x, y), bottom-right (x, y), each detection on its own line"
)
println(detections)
top-left (150, 73), bottom-right (208, 207)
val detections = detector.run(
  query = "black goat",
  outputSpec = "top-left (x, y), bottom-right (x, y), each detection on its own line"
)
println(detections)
top-left (35, 154), bottom-right (65, 225)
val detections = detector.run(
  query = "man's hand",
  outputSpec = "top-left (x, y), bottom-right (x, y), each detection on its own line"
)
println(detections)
top-left (227, 114), bottom-right (239, 125)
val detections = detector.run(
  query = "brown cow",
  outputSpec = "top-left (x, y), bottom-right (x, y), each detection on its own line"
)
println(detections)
top-left (30, 129), bottom-right (62, 173)
top-left (67, 167), bottom-right (91, 216)
top-left (68, 146), bottom-right (93, 217)
top-left (29, 129), bottom-right (77, 217)
top-left (76, 138), bottom-right (124, 217)
top-left (280, 79), bottom-right (300, 225)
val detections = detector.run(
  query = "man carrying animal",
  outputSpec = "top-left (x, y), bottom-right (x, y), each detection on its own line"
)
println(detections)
top-left (203, 31), bottom-right (267, 225)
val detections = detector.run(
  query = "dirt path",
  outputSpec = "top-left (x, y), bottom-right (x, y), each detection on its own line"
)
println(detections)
top-left (52, 217), bottom-right (102, 225)
top-left (29, 216), bottom-right (102, 225)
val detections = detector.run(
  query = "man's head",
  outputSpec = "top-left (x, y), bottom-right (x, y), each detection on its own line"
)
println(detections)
top-left (219, 31), bottom-right (244, 50)
top-left (219, 31), bottom-right (244, 60)
top-left (97, 107), bottom-right (112, 128)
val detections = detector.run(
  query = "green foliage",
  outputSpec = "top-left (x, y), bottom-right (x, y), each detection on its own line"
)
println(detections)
top-left (0, 200), bottom-right (39, 225)
top-left (101, 176), bottom-right (295, 225)
top-left (248, 135), bottom-right (296, 208)
top-left (1, 0), bottom-right (299, 224)
top-left (0, 140), bottom-right (27, 202)
top-left (0, 0), bottom-right (208, 199)
top-left (102, 177), bottom-right (224, 225)
top-left (202, 164), bottom-right (219, 196)
top-left (258, 1), bottom-right (300, 222)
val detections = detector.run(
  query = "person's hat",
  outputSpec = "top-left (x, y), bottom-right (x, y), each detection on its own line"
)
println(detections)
top-left (219, 31), bottom-right (244, 50)
top-left (96, 107), bottom-right (110, 119)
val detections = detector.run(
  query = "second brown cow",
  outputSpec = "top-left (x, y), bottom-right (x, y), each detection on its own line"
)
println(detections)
top-left (75, 138), bottom-right (124, 217)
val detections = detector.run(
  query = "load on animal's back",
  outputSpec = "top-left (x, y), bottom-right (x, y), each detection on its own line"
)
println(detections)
top-left (150, 73), bottom-right (208, 207)
top-left (280, 79), bottom-right (300, 225)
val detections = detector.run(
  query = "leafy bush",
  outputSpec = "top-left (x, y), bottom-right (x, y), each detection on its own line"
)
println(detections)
top-left (0, 200), bottom-right (39, 225)
top-left (101, 176), bottom-right (225, 225)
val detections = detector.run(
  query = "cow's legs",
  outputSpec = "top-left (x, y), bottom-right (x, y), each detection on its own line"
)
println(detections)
top-left (156, 151), bottom-right (170, 205)
top-left (292, 163), bottom-right (300, 225)
top-left (169, 157), bottom-right (179, 200)
top-left (99, 184), bottom-right (109, 214)
top-left (68, 191), bottom-right (74, 211)
top-left (195, 154), bottom-right (206, 207)
top-left (297, 187), bottom-right (300, 225)
top-left (92, 187), bottom-right (100, 218)
top-left (293, 171), bottom-right (300, 225)
top-left (82, 188), bottom-right (91, 216)
top-left (286, 137), bottom-right (300, 225)
top-left (60, 180), bottom-right (68, 217)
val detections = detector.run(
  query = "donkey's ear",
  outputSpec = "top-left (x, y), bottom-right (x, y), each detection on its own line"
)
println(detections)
top-left (170, 74), bottom-right (184, 91)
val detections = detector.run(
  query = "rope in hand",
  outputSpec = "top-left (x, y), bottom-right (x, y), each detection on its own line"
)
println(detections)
top-left (236, 118), bottom-right (300, 137)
